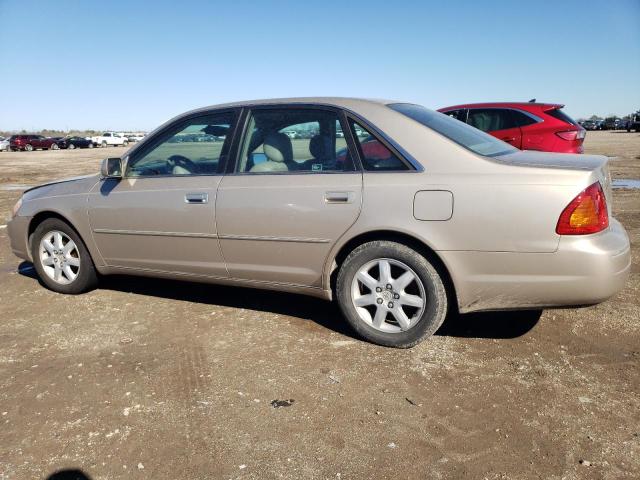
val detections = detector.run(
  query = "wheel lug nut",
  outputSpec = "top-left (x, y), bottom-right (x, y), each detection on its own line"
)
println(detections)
top-left (393, 293), bottom-right (400, 299)
top-left (388, 302), bottom-right (394, 308)
top-left (386, 284), bottom-right (392, 290)
top-left (376, 287), bottom-right (382, 293)
top-left (376, 298), bottom-right (383, 304)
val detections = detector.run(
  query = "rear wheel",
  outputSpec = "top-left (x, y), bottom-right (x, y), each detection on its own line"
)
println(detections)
top-left (102, 141), bottom-right (107, 148)
top-left (31, 218), bottom-right (98, 294)
top-left (25, 144), bottom-right (33, 152)
top-left (336, 241), bottom-right (447, 348)
top-left (51, 143), bottom-right (59, 150)
top-left (88, 142), bottom-right (94, 149)
top-left (68, 143), bottom-right (76, 150)
top-left (123, 140), bottom-right (129, 146)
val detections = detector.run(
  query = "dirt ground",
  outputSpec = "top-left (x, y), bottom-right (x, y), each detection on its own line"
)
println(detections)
top-left (0, 132), bottom-right (638, 480)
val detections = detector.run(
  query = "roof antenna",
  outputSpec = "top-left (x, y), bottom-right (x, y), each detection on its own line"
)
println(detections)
top-left (528, 98), bottom-right (536, 103)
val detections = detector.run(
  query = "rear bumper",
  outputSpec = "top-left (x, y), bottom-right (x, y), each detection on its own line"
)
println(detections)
top-left (442, 218), bottom-right (631, 313)
top-left (7, 215), bottom-right (32, 261)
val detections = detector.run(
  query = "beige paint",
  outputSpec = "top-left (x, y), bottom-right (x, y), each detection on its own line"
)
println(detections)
top-left (7, 98), bottom-right (631, 312)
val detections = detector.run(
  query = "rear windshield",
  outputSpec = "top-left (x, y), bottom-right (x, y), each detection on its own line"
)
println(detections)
top-left (546, 108), bottom-right (578, 126)
top-left (389, 103), bottom-right (517, 157)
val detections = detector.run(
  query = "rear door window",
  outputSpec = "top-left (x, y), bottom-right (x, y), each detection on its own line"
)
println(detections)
top-left (466, 109), bottom-right (518, 132)
top-left (236, 108), bottom-right (355, 173)
top-left (510, 109), bottom-right (539, 127)
top-left (442, 109), bottom-right (468, 122)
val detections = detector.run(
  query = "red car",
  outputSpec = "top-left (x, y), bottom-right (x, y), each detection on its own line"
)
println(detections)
top-left (9, 134), bottom-right (60, 152)
top-left (437, 102), bottom-right (585, 154)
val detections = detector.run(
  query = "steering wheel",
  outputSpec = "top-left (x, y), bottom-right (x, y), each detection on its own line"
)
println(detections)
top-left (168, 155), bottom-right (197, 174)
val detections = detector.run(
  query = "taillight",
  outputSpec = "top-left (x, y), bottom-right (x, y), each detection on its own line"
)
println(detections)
top-left (555, 129), bottom-right (585, 141)
top-left (556, 182), bottom-right (609, 235)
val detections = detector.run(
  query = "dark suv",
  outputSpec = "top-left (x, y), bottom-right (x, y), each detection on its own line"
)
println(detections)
top-left (9, 135), bottom-right (59, 152)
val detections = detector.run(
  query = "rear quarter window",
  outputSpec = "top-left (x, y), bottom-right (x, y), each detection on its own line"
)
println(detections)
top-left (546, 108), bottom-right (578, 126)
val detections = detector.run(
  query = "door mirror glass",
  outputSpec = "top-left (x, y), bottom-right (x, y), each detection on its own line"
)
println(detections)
top-left (101, 157), bottom-right (123, 178)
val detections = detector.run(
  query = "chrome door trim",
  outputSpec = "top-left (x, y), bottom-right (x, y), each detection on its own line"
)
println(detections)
top-left (93, 229), bottom-right (331, 244)
top-left (218, 234), bottom-right (331, 244)
top-left (93, 228), bottom-right (218, 239)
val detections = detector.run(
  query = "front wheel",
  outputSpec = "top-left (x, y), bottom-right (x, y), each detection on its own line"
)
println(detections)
top-left (336, 241), bottom-right (447, 348)
top-left (25, 144), bottom-right (33, 152)
top-left (68, 143), bottom-right (76, 150)
top-left (31, 218), bottom-right (98, 294)
top-left (102, 141), bottom-right (107, 148)
top-left (88, 142), bottom-right (94, 149)
top-left (51, 143), bottom-right (59, 150)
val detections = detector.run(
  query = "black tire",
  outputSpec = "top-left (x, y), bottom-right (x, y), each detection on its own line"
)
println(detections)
top-left (336, 240), bottom-right (448, 348)
top-left (31, 218), bottom-right (98, 294)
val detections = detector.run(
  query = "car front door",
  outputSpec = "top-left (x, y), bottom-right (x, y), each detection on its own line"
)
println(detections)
top-left (215, 107), bottom-right (362, 288)
top-left (467, 108), bottom-right (522, 148)
top-left (32, 136), bottom-right (44, 149)
top-left (87, 110), bottom-right (238, 277)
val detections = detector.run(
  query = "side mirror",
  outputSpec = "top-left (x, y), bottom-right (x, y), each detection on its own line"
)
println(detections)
top-left (101, 157), bottom-right (123, 178)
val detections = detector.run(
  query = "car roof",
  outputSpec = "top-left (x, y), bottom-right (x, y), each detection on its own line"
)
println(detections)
top-left (439, 102), bottom-right (564, 111)
top-left (183, 97), bottom-right (400, 115)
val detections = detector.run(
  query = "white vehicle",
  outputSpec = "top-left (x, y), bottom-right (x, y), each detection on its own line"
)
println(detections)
top-left (126, 133), bottom-right (146, 142)
top-left (0, 137), bottom-right (10, 152)
top-left (91, 132), bottom-right (129, 148)
top-left (282, 130), bottom-right (298, 139)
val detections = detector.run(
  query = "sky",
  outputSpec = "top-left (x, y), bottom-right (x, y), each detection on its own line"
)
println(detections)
top-left (0, 0), bottom-right (639, 131)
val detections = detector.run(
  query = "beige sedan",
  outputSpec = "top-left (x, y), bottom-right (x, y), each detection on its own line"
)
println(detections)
top-left (7, 98), bottom-right (631, 347)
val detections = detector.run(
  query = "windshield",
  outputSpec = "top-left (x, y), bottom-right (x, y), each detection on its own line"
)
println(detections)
top-left (389, 103), bottom-right (517, 157)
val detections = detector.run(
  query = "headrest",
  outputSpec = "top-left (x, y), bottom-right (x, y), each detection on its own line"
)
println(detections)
top-left (309, 135), bottom-right (332, 160)
top-left (263, 132), bottom-right (292, 163)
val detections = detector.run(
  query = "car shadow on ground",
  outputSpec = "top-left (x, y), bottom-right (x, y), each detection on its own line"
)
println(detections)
top-left (46, 469), bottom-right (92, 480)
top-left (18, 262), bottom-right (541, 340)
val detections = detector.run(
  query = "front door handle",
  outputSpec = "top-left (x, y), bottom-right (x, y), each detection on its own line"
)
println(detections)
top-left (324, 191), bottom-right (353, 204)
top-left (185, 193), bottom-right (209, 204)
top-left (501, 137), bottom-right (516, 143)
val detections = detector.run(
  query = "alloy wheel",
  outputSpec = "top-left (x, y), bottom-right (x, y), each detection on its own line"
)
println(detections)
top-left (39, 230), bottom-right (81, 285)
top-left (351, 258), bottom-right (426, 333)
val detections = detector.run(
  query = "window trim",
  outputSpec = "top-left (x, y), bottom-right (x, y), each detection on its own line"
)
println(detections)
top-left (122, 108), bottom-right (240, 179)
top-left (225, 104), bottom-right (362, 176)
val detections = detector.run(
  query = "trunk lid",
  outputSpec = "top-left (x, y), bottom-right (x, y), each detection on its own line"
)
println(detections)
top-left (497, 150), bottom-right (613, 217)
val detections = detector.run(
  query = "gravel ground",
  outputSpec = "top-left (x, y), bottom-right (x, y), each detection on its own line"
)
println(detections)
top-left (0, 131), bottom-right (638, 480)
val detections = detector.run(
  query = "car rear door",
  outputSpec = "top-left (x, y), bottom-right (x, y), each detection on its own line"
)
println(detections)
top-left (87, 110), bottom-right (239, 277)
top-left (215, 106), bottom-right (362, 288)
top-left (466, 108), bottom-right (522, 149)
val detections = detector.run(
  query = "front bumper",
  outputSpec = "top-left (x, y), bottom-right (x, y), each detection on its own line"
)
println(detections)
top-left (6, 215), bottom-right (32, 261)
top-left (441, 218), bottom-right (631, 313)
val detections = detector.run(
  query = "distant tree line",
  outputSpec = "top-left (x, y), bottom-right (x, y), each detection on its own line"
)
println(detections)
top-left (577, 109), bottom-right (639, 123)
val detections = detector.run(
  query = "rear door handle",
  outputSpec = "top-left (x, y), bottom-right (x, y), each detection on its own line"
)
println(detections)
top-left (185, 193), bottom-right (209, 204)
top-left (324, 191), bottom-right (353, 204)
